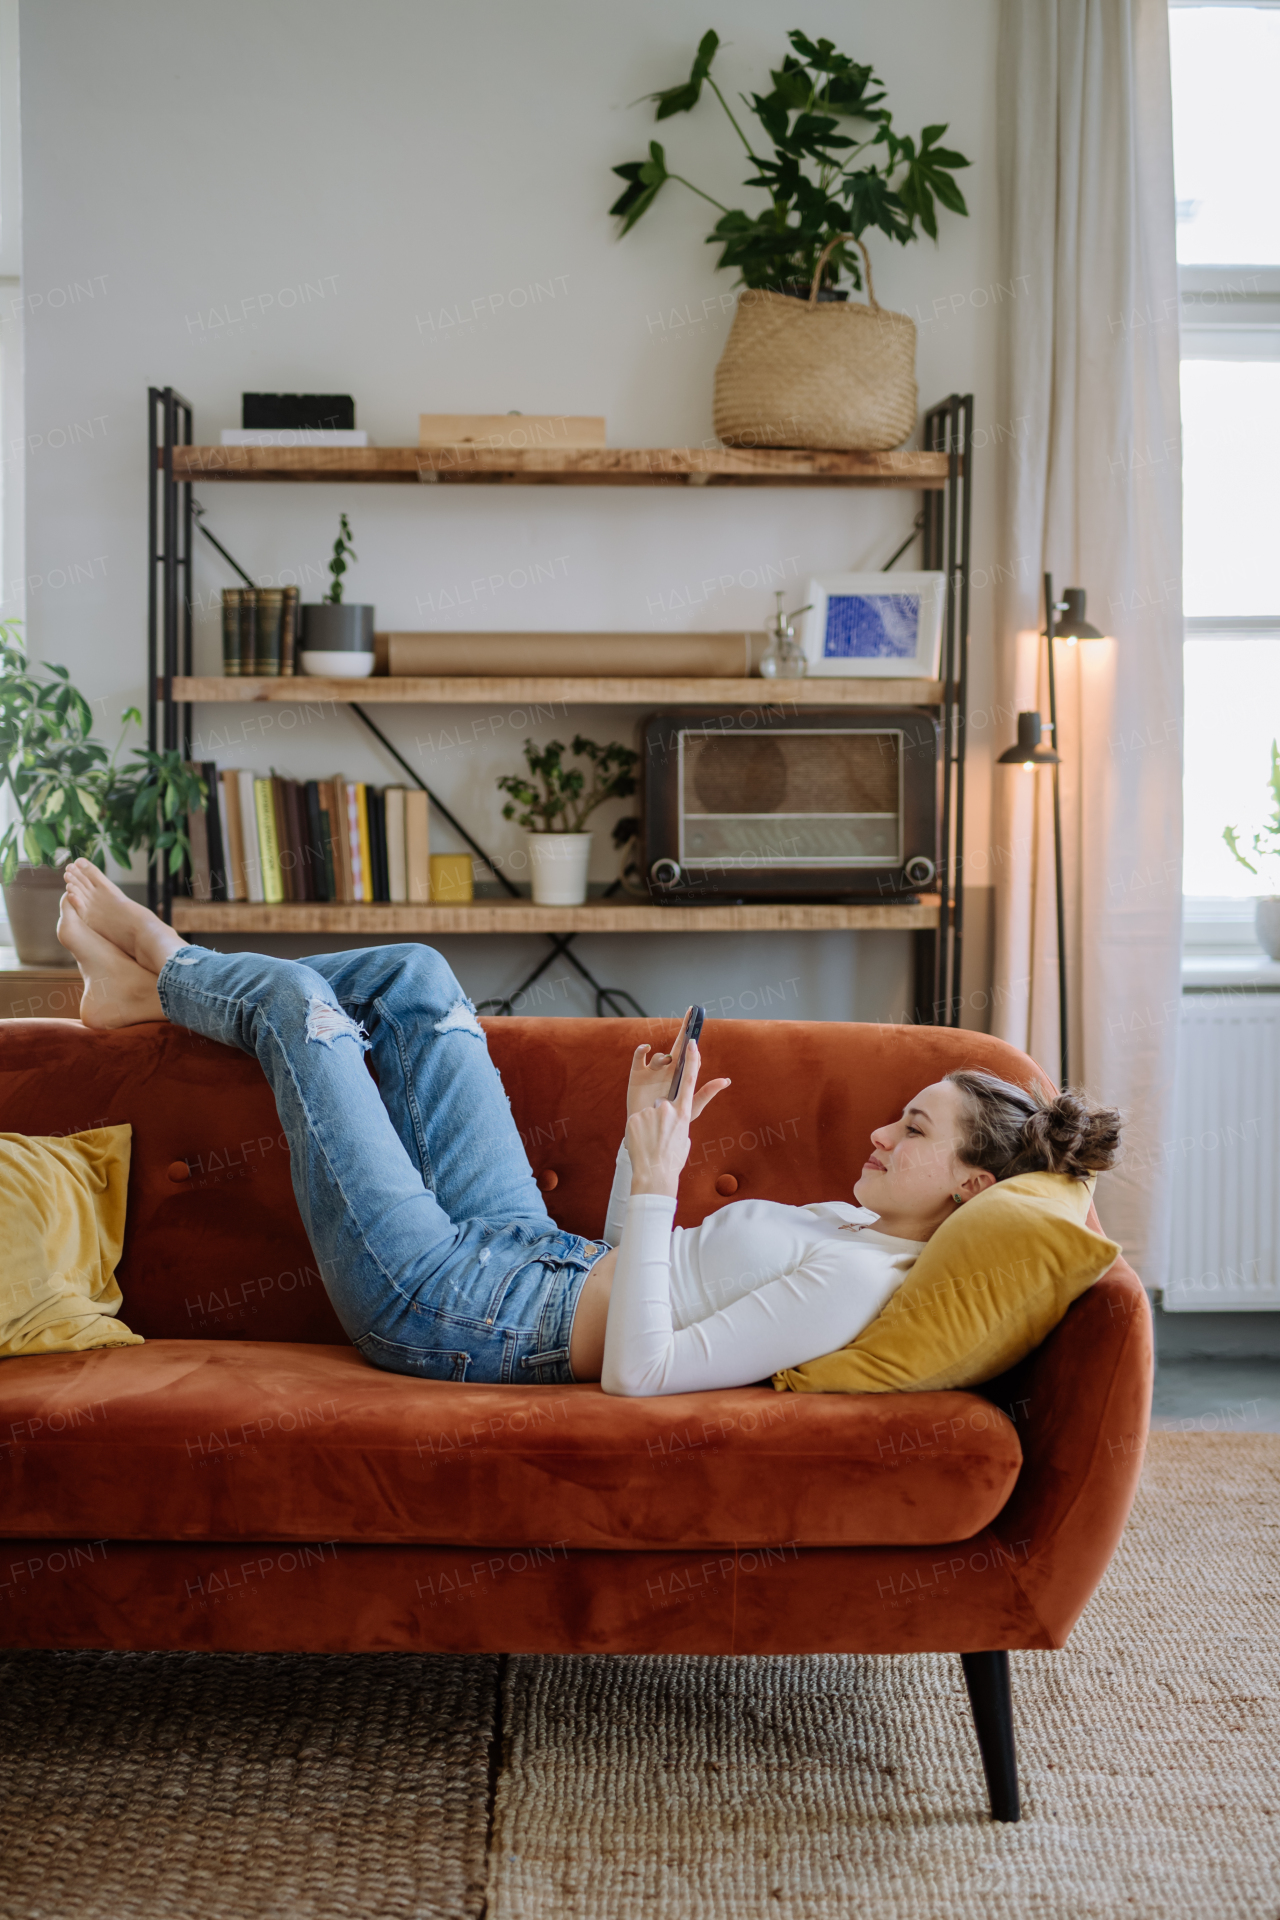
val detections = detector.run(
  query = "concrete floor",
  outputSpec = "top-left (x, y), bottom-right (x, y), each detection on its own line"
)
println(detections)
top-left (1149, 1305), bottom-right (1280, 1432)
top-left (1150, 1358), bottom-right (1280, 1432)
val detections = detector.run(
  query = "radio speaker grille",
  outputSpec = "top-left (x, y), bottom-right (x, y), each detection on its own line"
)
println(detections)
top-left (685, 732), bottom-right (899, 815)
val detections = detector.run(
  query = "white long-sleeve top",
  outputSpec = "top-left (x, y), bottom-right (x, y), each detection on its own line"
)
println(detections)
top-left (599, 1143), bottom-right (922, 1397)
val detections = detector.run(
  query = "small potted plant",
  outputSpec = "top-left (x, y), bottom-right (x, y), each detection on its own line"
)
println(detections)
top-left (0, 624), bottom-right (205, 963)
top-left (301, 513), bottom-right (375, 677)
top-left (498, 735), bottom-right (639, 905)
top-left (1224, 741), bottom-right (1280, 960)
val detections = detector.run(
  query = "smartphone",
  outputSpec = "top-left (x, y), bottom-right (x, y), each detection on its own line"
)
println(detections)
top-left (667, 1006), bottom-right (706, 1101)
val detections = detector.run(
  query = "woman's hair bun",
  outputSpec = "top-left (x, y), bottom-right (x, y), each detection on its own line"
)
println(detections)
top-left (946, 1070), bottom-right (1122, 1182)
top-left (1014, 1087), bottom-right (1122, 1180)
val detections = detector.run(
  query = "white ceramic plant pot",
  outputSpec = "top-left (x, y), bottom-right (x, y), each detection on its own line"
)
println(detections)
top-left (526, 832), bottom-right (592, 906)
top-left (1256, 897), bottom-right (1280, 961)
top-left (300, 650), bottom-right (375, 679)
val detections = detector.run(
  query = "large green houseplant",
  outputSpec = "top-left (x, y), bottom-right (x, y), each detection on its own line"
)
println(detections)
top-left (611, 29), bottom-right (970, 295)
top-left (612, 31), bottom-right (971, 452)
top-left (0, 623), bottom-right (205, 962)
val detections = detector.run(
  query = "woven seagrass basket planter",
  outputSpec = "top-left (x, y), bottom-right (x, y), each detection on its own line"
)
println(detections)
top-left (713, 237), bottom-right (917, 452)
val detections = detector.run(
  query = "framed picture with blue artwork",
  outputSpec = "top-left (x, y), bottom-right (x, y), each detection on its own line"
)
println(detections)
top-left (799, 573), bottom-right (947, 678)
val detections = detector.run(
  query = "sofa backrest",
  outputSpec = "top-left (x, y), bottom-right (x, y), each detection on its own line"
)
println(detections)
top-left (0, 1012), bottom-right (1136, 1345)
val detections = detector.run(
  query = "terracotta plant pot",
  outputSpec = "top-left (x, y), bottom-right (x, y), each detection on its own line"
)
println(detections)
top-left (2, 862), bottom-right (75, 965)
top-left (1255, 897), bottom-right (1280, 962)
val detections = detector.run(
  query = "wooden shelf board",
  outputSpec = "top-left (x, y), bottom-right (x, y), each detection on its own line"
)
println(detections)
top-left (171, 898), bottom-right (940, 936)
top-left (170, 674), bottom-right (945, 707)
top-left (163, 445), bottom-right (952, 490)
top-left (0, 948), bottom-right (84, 1020)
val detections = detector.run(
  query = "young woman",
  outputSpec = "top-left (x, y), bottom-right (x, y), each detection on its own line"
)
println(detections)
top-left (56, 860), bottom-right (1121, 1396)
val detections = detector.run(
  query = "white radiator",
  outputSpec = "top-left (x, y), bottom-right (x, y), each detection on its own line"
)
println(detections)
top-left (1167, 993), bottom-right (1280, 1309)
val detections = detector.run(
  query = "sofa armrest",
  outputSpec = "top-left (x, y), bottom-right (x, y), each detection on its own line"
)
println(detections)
top-left (978, 1255), bottom-right (1153, 1648)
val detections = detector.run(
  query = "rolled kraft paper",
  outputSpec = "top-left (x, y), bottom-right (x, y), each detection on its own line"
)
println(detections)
top-left (385, 632), bottom-right (767, 678)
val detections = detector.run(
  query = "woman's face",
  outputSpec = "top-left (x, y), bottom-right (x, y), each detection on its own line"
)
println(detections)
top-left (853, 1079), bottom-right (993, 1235)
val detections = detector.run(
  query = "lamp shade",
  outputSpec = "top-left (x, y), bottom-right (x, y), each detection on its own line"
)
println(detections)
top-left (1053, 587), bottom-right (1106, 643)
top-left (997, 710), bottom-right (1061, 767)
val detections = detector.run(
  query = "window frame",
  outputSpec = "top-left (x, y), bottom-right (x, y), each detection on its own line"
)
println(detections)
top-left (1172, 2), bottom-right (1280, 945)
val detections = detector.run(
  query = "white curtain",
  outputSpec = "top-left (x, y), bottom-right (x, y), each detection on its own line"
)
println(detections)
top-left (992, 0), bottom-right (1183, 1286)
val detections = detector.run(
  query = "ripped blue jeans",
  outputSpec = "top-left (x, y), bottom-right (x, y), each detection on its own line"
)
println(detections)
top-left (156, 944), bottom-right (606, 1383)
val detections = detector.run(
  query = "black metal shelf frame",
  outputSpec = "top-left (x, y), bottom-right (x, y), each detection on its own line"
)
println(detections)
top-left (148, 386), bottom-right (971, 1025)
top-left (922, 392), bottom-right (973, 1029)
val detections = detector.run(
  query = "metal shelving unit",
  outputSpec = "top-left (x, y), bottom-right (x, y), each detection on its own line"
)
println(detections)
top-left (148, 389), bottom-right (971, 1021)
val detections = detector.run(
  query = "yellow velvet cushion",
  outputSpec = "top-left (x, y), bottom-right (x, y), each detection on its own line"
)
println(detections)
top-left (773, 1171), bottom-right (1119, 1396)
top-left (0, 1125), bottom-right (142, 1358)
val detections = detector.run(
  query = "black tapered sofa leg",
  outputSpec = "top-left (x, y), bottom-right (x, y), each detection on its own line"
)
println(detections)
top-left (960, 1650), bottom-right (1021, 1822)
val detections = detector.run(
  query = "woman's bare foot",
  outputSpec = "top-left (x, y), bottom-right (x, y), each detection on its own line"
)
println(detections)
top-left (56, 896), bottom-right (165, 1030)
top-left (62, 858), bottom-right (187, 975)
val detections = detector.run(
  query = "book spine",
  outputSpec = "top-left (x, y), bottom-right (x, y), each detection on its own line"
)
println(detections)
top-left (385, 787), bottom-right (407, 904)
top-left (346, 783), bottom-right (364, 902)
top-left (355, 783), bottom-right (373, 904)
top-left (405, 787), bottom-right (430, 904)
top-left (221, 590), bottom-right (242, 677)
top-left (204, 761), bottom-right (228, 901)
top-left (254, 779), bottom-right (284, 904)
top-left (221, 771), bottom-right (248, 900)
top-left (335, 779), bottom-right (355, 901)
top-left (318, 797), bottom-right (337, 902)
top-left (241, 592), bottom-right (258, 677)
top-left (293, 780), bottom-right (315, 902)
top-left (368, 787), bottom-right (388, 902)
top-left (256, 591), bottom-right (284, 678)
top-left (239, 770), bottom-right (265, 901)
top-left (280, 587), bottom-right (299, 676)
top-left (271, 777), bottom-right (295, 902)
top-left (325, 779), bottom-right (349, 901)
top-left (279, 779), bottom-right (300, 901)
top-left (303, 780), bottom-right (326, 900)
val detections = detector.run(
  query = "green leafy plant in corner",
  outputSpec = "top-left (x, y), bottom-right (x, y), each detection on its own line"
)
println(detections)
top-left (0, 622), bottom-right (206, 882)
top-left (325, 512), bottom-right (357, 604)
top-left (611, 29), bottom-right (970, 293)
top-left (498, 736), bottom-right (639, 835)
top-left (1224, 741), bottom-right (1280, 894)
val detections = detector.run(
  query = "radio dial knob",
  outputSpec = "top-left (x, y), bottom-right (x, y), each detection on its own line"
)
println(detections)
top-left (904, 856), bottom-right (937, 887)
top-left (649, 858), bottom-right (683, 887)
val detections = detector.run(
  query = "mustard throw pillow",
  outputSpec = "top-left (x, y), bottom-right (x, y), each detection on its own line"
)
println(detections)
top-left (773, 1171), bottom-right (1118, 1396)
top-left (0, 1125), bottom-right (142, 1358)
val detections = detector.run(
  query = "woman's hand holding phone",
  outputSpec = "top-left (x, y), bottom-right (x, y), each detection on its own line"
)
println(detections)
top-left (624, 1025), bottom-right (731, 1199)
top-left (625, 1009), bottom-right (730, 1120)
top-left (626, 1040), bottom-right (701, 1198)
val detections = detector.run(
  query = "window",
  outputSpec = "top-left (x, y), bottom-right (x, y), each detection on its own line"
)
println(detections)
top-left (1172, 3), bottom-right (1280, 940)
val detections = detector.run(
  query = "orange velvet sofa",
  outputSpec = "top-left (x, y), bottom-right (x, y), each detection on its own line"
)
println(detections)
top-left (0, 1012), bottom-right (1152, 1823)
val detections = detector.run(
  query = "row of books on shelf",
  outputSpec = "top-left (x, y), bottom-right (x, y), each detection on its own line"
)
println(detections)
top-left (187, 763), bottom-right (434, 905)
top-left (221, 587), bottom-right (301, 677)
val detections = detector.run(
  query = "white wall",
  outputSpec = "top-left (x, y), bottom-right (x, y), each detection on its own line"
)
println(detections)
top-left (17, 0), bottom-right (1002, 1021)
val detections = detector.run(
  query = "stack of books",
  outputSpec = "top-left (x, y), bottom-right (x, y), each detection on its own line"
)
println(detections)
top-left (221, 587), bottom-right (300, 677)
top-left (185, 762), bottom-right (432, 905)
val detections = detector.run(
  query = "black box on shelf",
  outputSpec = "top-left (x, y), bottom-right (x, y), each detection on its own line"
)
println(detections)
top-left (242, 393), bottom-right (356, 431)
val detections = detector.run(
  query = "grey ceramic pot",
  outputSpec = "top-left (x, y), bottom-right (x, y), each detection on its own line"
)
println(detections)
top-left (2, 862), bottom-right (75, 965)
top-left (301, 604), bottom-right (375, 651)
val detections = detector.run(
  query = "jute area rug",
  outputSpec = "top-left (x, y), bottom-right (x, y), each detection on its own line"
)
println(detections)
top-left (493, 1433), bottom-right (1280, 1920)
top-left (0, 1651), bottom-right (497, 1920)
top-left (0, 1434), bottom-right (1276, 1920)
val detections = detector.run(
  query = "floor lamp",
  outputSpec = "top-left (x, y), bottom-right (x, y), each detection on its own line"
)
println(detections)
top-left (997, 573), bottom-right (1106, 1089)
